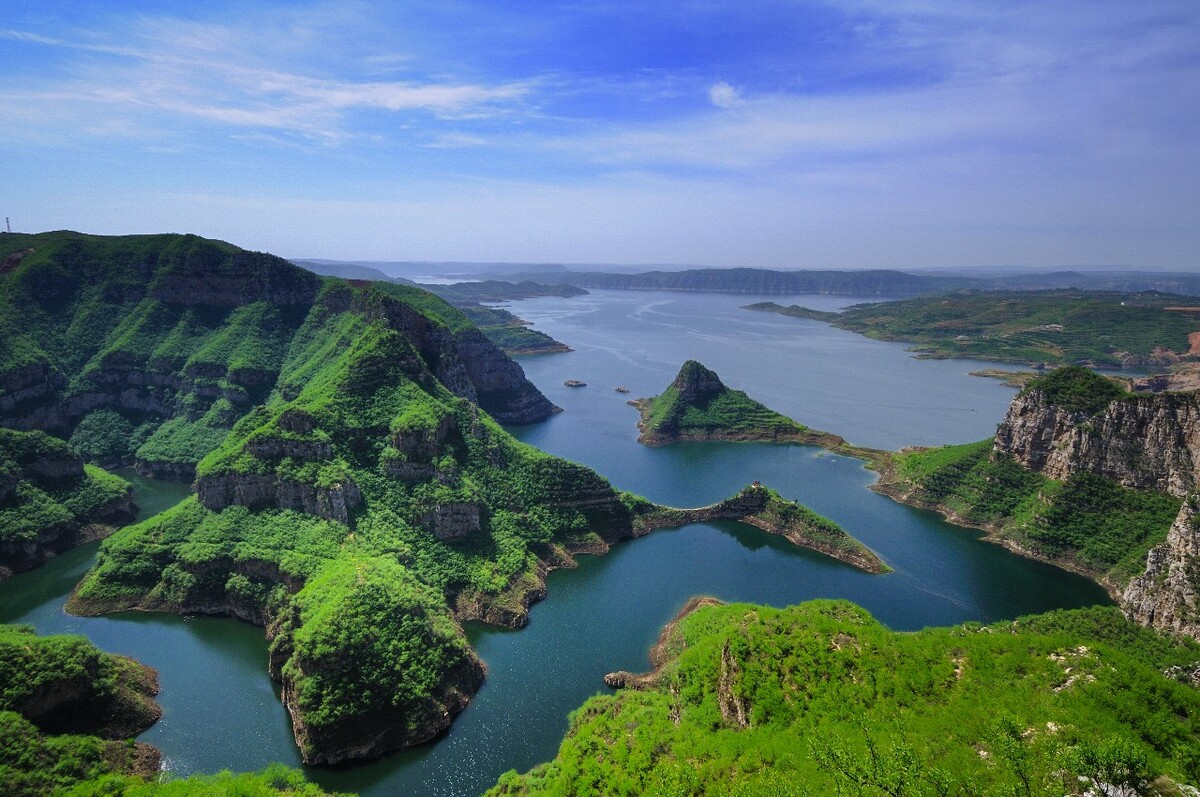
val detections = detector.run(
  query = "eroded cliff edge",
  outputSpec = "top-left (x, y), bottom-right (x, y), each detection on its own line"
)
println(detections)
top-left (875, 365), bottom-right (1200, 641)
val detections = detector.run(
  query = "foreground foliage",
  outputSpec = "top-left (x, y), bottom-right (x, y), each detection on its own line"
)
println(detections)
top-left (489, 601), bottom-right (1200, 796)
top-left (0, 624), bottom-right (158, 796)
top-left (61, 765), bottom-right (351, 797)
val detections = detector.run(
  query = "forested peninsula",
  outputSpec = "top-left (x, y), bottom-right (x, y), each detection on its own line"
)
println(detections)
top-left (747, 289), bottom-right (1200, 368)
top-left (489, 600), bottom-right (1200, 795)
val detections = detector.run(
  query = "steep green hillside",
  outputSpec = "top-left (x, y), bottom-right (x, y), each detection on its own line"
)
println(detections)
top-left (0, 428), bottom-right (132, 579)
top-left (0, 623), bottom-right (160, 795)
top-left (880, 440), bottom-right (1182, 589)
top-left (634, 360), bottom-right (806, 443)
top-left (748, 290), bottom-right (1200, 367)
top-left (0, 231), bottom-right (557, 481)
top-left (3, 233), bottom-right (869, 767)
top-left (488, 601), bottom-right (1200, 796)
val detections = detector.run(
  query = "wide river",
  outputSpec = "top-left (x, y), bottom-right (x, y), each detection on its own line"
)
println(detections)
top-left (0, 290), bottom-right (1110, 796)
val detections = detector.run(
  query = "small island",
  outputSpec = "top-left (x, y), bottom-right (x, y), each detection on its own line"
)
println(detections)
top-left (630, 361), bottom-right (879, 463)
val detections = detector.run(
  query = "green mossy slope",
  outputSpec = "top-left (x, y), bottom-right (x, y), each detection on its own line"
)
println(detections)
top-left (879, 440), bottom-right (1181, 590)
top-left (0, 624), bottom-right (160, 795)
top-left (59, 261), bottom-right (641, 764)
top-left (488, 601), bottom-right (1200, 796)
top-left (0, 428), bottom-right (131, 579)
top-left (0, 231), bottom-right (554, 481)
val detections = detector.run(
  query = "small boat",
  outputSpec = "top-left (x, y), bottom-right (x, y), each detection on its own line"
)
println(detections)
top-left (564, 379), bottom-right (587, 387)
top-left (614, 386), bottom-right (630, 393)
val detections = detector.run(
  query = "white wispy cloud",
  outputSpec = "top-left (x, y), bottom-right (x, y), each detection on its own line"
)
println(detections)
top-left (0, 14), bottom-right (535, 145)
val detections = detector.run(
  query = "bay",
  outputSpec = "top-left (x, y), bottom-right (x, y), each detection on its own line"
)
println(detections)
top-left (0, 291), bottom-right (1110, 797)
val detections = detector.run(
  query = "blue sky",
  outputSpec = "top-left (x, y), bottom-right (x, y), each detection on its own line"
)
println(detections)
top-left (2, 1), bottom-right (1198, 268)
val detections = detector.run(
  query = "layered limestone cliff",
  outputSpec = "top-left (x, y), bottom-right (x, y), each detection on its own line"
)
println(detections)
top-left (1123, 494), bottom-right (1200, 640)
top-left (994, 376), bottom-right (1200, 497)
top-left (970, 367), bottom-right (1200, 639)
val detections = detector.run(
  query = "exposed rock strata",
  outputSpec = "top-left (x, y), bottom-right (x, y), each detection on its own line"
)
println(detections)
top-left (1123, 494), bottom-right (1200, 640)
top-left (994, 387), bottom-right (1200, 497)
top-left (0, 441), bottom-right (134, 581)
top-left (196, 473), bottom-right (362, 525)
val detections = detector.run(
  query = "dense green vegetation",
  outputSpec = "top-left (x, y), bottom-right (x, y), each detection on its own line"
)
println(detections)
top-left (0, 624), bottom-right (158, 796)
top-left (488, 600), bottom-right (1200, 796)
top-left (458, 306), bottom-right (571, 354)
top-left (889, 440), bottom-right (1182, 586)
top-left (748, 290), bottom-right (1200, 367)
top-left (0, 627), bottom-right (346, 796)
top-left (0, 429), bottom-right (130, 568)
top-left (639, 361), bottom-right (809, 442)
top-left (63, 765), bottom-right (350, 797)
top-left (0, 624), bottom-right (159, 736)
top-left (1019, 365), bottom-right (1128, 414)
top-left (33, 235), bottom-right (657, 763)
top-left (1, 713), bottom-right (345, 797)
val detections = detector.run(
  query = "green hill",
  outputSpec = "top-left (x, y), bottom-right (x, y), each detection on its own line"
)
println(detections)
top-left (747, 289), bottom-right (1200, 368)
top-left (633, 361), bottom-right (810, 444)
top-left (0, 428), bottom-right (132, 579)
top-left (632, 361), bottom-right (872, 459)
top-left (488, 600), bottom-right (1200, 796)
top-left (0, 231), bottom-right (855, 767)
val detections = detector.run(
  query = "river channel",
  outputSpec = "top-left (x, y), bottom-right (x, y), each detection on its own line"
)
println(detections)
top-left (0, 290), bottom-right (1110, 796)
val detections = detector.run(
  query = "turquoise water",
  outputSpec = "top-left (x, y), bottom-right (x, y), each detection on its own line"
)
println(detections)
top-left (0, 292), bottom-right (1110, 797)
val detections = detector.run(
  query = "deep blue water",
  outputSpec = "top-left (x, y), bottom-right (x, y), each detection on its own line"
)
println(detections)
top-left (0, 291), bottom-right (1109, 797)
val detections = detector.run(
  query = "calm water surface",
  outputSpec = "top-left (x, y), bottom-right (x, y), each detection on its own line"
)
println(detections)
top-left (0, 291), bottom-right (1110, 797)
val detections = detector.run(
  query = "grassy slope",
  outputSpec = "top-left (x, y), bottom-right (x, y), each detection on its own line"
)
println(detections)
top-left (0, 429), bottom-right (129, 552)
top-left (0, 624), bottom-right (157, 796)
top-left (886, 440), bottom-right (1181, 589)
top-left (748, 290), bottom-right (1200, 367)
top-left (0, 232), bottom-right (321, 473)
top-left (488, 601), bottom-right (1200, 796)
top-left (63, 278), bottom-right (643, 761)
top-left (0, 627), bottom-right (347, 796)
top-left (881, 368), bottom-right (1181, 590)
top-left (457, 306), bottom-right (570, 355)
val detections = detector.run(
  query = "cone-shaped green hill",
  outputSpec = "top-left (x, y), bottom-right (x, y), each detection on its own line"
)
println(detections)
top-left (632, 360), bottom-right (854, 452)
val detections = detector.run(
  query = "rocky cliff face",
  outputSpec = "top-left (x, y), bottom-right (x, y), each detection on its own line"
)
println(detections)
top-left (990, 371), bottom-right (1200, 640)
top-left (994, 387), bottom-right (1200, 497)
top-left (1122, 494), bottom-right (1200, 639)
top-left (373, 295), bottom-right (557, 425)
top-left (671, 359), bottom-right (726, 400)
top-left (196, 473), bottom-right (362, 526)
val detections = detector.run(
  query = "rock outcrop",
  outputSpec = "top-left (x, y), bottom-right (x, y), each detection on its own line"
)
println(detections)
top-left (1123, 494), bottom-right (1200, 639)
top-left (196, 473), bottom-right (362, 526)
top-left (994, 378), bottom-right (1200, 497)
